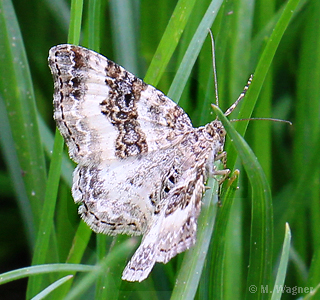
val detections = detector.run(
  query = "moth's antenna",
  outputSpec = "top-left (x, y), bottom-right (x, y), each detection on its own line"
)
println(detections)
top-left (208, 29), bottom-right (219, 107)
top-left (224, 74), bottom-right (253, 116)
top-left (230, 117), bottom-right (292, 125)
top-left (223, 76), bottom-right (292, 125)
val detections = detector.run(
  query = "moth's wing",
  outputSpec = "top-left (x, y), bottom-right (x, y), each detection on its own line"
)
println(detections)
top-left (121, 214), bottom-right (163, 282)
top-left (122, 143), bottom-right (208, 282)
top-left (73, 148), bottom-right (177, 236)
top-left (155, 131), bottom-right (212, 263)
top-left (48, 44), bottom-right (193, 164)
top-left (155, 165), bottom-right (205, 264)
top-left (121, 169), bottom-right (206, 282)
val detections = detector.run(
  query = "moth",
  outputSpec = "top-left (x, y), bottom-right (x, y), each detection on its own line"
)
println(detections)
top-left (48, 44), bottom-right (247, 282)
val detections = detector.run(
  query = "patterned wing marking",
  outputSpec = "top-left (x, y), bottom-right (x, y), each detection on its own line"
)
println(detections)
top-left (121, 219), bottom-right (161, 282)
top-left (49, 44), bottom-right (119, 163)
top-left (72, 148), bottom-right (177, 236)
top-left (156, 165), bottom-right (205, 264)
top-left (48, 44), bottom-right (193, 163)
top-left (135, 86), bottom-right (194, 153)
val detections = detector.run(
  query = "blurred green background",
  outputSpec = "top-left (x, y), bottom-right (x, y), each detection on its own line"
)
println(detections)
top-left (0, 0), bottom-right (319, 299)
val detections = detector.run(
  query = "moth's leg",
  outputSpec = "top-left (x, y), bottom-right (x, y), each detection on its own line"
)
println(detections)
top-left (224, 169), bottom-right (240, 189)
top-left (215, 151), bottom-right (227, 169)
top-left (208, 151), bottom-right (230, 184)
top-left (206, 151), bottom-right (230, 205)
top-left (217, 169), bottom-right (240, 205)
top-left (213, 169), bottom-right (231, 185)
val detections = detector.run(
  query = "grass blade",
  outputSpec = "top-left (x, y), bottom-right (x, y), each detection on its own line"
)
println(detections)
top-left (212, 104), bottom-right (273, 300)
top-left (0, 0), bottom-right (47, 240)
top-left (227, 0), bottom-right (301, 169)
top-left (0, 264), bottom-right (95, 285)
top-left (167, 0), bottom-right (224, 102)
top-left (271, 223), bottom-right (291, 300)
top-left (27, 128), bottom-right (64, 297)
top-left (210, 171), bottom-right (240, 299)
top-left (144, 0), bottom-right (198, 86)
top-left (27, 0), bottom-right (85, 297)
top-left (68, 0), bottom-right (84, 45)
top-left (30, 275), bottom-right (73, 300)
top-left (171, 177), bottom-right (219, 300)
top-left (109, 0), bottom-right (139, 73)
top-left (0, 96), bottom-right (35, 248)
top-left (64, 240), bottom-right (133, 300)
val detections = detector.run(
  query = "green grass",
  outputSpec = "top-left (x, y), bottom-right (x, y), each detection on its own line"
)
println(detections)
top-left (0, 0), bottom-right (318, 299)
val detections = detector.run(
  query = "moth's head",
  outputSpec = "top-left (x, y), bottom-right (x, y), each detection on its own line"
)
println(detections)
top-left (205, 120), bottom-right (226, 151)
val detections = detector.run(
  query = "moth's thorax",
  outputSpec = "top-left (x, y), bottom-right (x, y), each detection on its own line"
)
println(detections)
top-left (202, 120), bottom-right (226, 176)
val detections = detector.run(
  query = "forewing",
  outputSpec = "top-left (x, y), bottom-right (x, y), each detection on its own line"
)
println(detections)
top-left (48, 44), bottom-right (193, 164)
